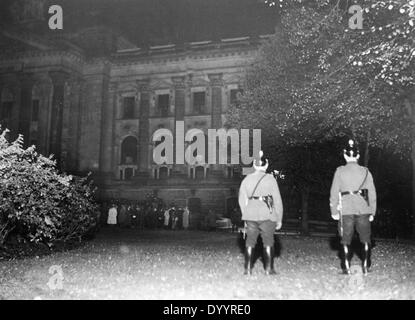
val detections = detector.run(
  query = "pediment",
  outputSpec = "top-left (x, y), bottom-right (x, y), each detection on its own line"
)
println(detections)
top-left (223, 74), bottom-right (243, 85)
top-left (118, 83), bottom-right (138, 93)
top-left (190, 77), bottom-right (210, 87)
top-left (150, 78), bottom-right (172, 90)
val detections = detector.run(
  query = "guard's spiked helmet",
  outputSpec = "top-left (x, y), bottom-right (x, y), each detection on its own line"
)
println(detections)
top-left (343, 139), bottom-right (360, 162)
top-left (253, 150), bottom-right (269, 171)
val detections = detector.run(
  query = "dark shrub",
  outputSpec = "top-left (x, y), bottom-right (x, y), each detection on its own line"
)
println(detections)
top-left (0, 128), bottom-right (99, 247)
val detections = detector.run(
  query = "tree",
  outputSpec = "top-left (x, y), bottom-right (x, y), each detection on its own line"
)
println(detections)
top-left (227, 0), bottom-right (414, 234)
top-left (0, 128), bottom-right (99, 247)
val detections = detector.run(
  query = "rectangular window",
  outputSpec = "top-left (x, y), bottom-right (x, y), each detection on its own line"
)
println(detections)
top-left (32, 100), bottom-right (39, 122)
top-left (193, 92), bottom-right (206, 114)
top-left (230, 89), bottom-right (243, 106)
top-left (1, 101), bottom-right (13, 120)
top-left (123, 97), bottom-right (135, 119)
top-left (157, 94), bottom-right (170, 117)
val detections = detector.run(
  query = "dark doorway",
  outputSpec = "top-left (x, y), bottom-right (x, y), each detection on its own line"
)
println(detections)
top-left (159, 166), bottom-right (169, 179)
top-left (121, 136), bottom-right (138, 164)
top-left (188, 197), bottom-right (201, 229)
top-left (124, 167), bottom-right (134, 180)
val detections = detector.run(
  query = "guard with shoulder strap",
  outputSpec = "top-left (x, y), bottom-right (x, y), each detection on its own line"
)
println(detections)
top-left (238, 150), bottom-right (283, 275)
top-left (329, 139), bottom-right (377, 275)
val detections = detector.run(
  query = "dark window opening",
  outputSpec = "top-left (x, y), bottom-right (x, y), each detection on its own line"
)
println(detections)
top-left (1, 101), bottom-right (13, 120)
top-left (230, 89), bottom-right (244, 106)
top-left (157, 94), bottom-right (169, 117)
top-left (124, 168), bottom-right (134, 180)
top-left (121, 136), bottom-right (138, 164)
top-left (123, 97), bottom-right (135, 119)
top-left (31, 100), bottom-right (39, 122)
top-left (159, 167), bottom-right (168, 179)
top-left (193, 92), bottom-right (206, 114)
top-left (195, 166), bottom-right (205, 179)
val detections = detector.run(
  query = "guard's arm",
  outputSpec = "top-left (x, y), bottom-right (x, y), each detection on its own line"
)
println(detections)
top-left (238, 180), bottom-right (248, 218)
top-left (367, 171), bottom-right (377, 217)
top-left (329, 168), bottom-right (341, 220)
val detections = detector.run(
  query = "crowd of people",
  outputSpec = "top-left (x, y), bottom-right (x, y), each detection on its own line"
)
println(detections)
top-left (98, 196), bottom-right (242, 232)
top-left (100, 198), bottom-right (192, 231)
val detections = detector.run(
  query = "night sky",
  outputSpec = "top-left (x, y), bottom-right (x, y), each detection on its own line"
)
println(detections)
top-left (0, 0), bottom-right (279, 46)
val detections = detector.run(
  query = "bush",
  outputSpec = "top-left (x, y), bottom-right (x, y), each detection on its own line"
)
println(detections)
top-left (0, 128), bottom-right (99, 247)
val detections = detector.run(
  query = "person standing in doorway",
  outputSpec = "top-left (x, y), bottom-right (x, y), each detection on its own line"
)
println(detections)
top-left (107, 203), bottom-right (118, 228)
top-left (164, 207), bottom-right (170, 230)
top-left (182, 206), bottom-right (190, 230)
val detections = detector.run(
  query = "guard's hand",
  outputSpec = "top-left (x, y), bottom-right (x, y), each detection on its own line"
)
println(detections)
top-left (336, 204), bottom-right (342, 211)
top-left (331, 214), bottom-right (340, 221)
top-left (369, 215), bottom-right (374, 222)
top-left (276, 222), bottom-right (282, 230)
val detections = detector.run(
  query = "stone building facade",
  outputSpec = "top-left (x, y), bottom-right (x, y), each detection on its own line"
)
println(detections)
top-left (0, 22), bottom-right (270, 216)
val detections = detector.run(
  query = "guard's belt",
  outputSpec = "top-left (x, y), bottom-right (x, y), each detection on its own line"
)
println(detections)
top-left (249, 196), bottom-right (271, 201)
top-left (248, 195), bottom-right (274, 213)
top-left (341, 189), bottom-right (368, 196)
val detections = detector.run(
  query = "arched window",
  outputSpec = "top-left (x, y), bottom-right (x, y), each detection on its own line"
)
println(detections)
top-left (121, 136), bottom-right (138, 164)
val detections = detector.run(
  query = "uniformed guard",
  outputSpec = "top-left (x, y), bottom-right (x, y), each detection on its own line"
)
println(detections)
top-left (238, 150), bottom-right (283, 275)
top-left (329, 139), bottom-right (377, 275)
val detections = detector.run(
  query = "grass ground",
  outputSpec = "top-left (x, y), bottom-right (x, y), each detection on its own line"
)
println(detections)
top-left (0, 228), bottom-right (414, 300)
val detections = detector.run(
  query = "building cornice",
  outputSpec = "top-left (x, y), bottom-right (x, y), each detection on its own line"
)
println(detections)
top-left (111, 35), bottom-right (269, 67)
top-left (0, 49), bottom-right (85, 65)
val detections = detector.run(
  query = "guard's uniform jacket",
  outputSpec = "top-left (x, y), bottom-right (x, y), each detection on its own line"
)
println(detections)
top-left (238, 172), bottom-right (283, 223)
top-left (329, 162), bottom-right (376, 218)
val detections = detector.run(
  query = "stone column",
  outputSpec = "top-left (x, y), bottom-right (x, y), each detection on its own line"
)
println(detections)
top-left (48, 71), bottom-right (69, 168)
top-left (17, 73), bottom-right (34, 147)
top-left (64, 77), bottom-right (83, 172)
top-left (99, 81), bottom-right (117, 174)
top-left (412, 113), bottom-right (415, 239)
top-left (138, 79), bottom-right (150, 173)
top-left (36, 77), bottom-right (52, 156)
top-left (0, 82), bottom-right (5, 133)
top-left (173, 76), bottom-right (186, 168)
top-left (407, 95), bottom-right (415, 239)
top-left (60, 79), bottom-right (74, 172)
top-left (11, 84), bottom-right (21, 139)
top-left (0, 81), bottom-right (3, 129)
top-left (107, 82), bottom-right (118, 176)
top-left (208, 73), bottom-right (223, 129)
top-left (173, 76), bottom-right (186, 121)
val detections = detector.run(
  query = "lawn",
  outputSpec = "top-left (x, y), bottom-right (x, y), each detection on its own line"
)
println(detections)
top-left (0, 228), bottom-right (414, 300)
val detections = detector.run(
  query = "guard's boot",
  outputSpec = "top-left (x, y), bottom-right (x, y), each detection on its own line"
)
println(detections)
top-left (244, 246), bottom-right (254, 275)
top-left (264, 246), bottom-right (277, 275)
top-left (362, 242), bottom-right (370, 275)
top-left (342, 245), bottom-right (351, 275)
